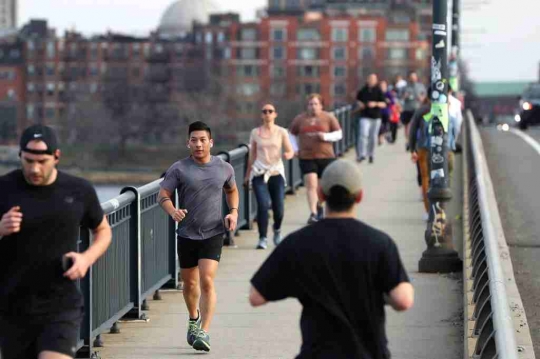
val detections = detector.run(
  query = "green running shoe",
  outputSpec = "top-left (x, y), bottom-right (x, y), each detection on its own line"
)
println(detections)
top-left (192, 329), bottom-right (211, 352)
top-left (187, 310), bottom-right (201, 346)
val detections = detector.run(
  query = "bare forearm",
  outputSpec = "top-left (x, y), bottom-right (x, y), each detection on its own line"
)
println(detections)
top-left (225, 189), bottom-right (239, 211)
top-left (159, 198), bottom-right (176, 216)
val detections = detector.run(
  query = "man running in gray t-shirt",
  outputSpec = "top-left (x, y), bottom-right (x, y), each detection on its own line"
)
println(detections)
top-left (158, 121), bottom-right (239, 353)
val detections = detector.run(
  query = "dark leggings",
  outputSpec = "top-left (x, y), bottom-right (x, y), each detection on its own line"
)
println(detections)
top-left (252, 175), bottom-right (285, 238)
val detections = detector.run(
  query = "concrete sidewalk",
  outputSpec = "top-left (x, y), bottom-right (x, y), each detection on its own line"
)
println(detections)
top-left (96, 136), bottom-right (463, 359)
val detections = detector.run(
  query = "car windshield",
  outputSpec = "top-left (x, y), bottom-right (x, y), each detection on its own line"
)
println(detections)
top-left (524, 85), bottom-right (540, 99)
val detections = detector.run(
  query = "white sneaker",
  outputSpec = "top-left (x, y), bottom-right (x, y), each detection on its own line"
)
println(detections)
top-left (256, 238), bottom-right (268, 250)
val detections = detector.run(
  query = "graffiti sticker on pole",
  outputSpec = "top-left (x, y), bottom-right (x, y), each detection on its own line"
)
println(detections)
top-left (431, 103), bottom-right (449, 132)
top-left (433, 24), bottom-right (446, 31)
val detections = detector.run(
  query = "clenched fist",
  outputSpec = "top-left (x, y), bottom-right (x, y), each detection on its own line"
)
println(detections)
top-left (0, 206), bottom-right (23, 237)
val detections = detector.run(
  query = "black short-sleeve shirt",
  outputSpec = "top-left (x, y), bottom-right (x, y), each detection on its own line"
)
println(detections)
top-left (251, 218), bottom-right (409, 359)
top-left (0, 170), bottom-right (104, 312)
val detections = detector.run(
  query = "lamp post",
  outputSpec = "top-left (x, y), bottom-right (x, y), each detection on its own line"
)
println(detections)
top-left (418, 0), bottom-right (461, 273)
top-left (449, 0), bottom-right (460, 92)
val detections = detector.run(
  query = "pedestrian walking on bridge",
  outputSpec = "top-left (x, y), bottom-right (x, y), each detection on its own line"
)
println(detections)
top-left (0, 125), bottom-right (112, 359)
top-left (289, 94), bottom-right (342, 224)
top-left (158, 121), bottom-right (239, 353)
top-left (249, 159), bottom-right (414, 359)
top-left (244, 102), bottom-right (295, 250)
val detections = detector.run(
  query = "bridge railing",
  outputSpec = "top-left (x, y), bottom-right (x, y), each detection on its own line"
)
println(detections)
top-left (463, 110), bottom-right (534, 359)
top-left (75, 104), bottom-right (356, 357)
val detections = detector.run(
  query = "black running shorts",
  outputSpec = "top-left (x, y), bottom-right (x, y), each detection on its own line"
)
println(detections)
top-left (400, 110), bottom-right (415, 125)
top-left (177, 234), bottom-right (224, 269)
top-left (299, 158), bottom-right (336, 178)
top-left (0, 307), bottom-right (83, 359)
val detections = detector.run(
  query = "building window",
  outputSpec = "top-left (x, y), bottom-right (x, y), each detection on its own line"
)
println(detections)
top-left (331, 28), bottom-right (348, 42)
top-left (271, 65), bottom-right (285, 78)
top-left (333, 66), bottom-right (346, 77)
top-left (45, 106), bottom-right (55, 119)
top-left (297, 65), bottom-right (319, 77)
top-left (333, 83), bottom-right (347, 96)
top-left (416, 48), bottom-right (427, 60)
top-left (236, 83), bottom-right (260, 96)
top-left (217, 31), bottom-right (225, 43)
top-left (332, 46), bottom-right (347, 60)
top-left (359, 47), bottom-right (375, 60)
top-left (298, 82), bottom-right (320, 96)
top-left (272, 46), bottom-right (285, 60)
top-left (90, 65), bottom-right (98, 76)
top-left (47, 41), bottom-right (56, 58)
top-left (271, 83), bottom-right (286, 96)
top-left (0, 70), bottom-right (14, 80)
top-left (297, 48), bottom-right (318, 60)
top-left (359, 28), bottom-right (376, 43)
top-left (27, 65), bottom-right (35, 76)
top-left (237, 65), bottom-right (260, 77)
top-left (27, 104), bottom-right (34, 119)
top-left (271, 28), bottom-right (286, 42)
top-left (195, 33), bottom-right (202, 43)
top-left (388, 48), bottom-right (407, 60)
top-left (27, 83), bottom-right (34, 92)
top-left (27, 41), bottom-right (35, 51)
top-left (46, 83), bottom-right (55, 96)
top-left (46, 63), bottom-right (55, 76)
top-left (224, 47), bottom-right (231, 59)
top-left (240, 28), bottom-right (257, 41)
top-left (205, 32), bottom-right (213, 44)
top-left (90, 83), bottom-right (98, 93)
top-left (385, 29), bottom-right (410, 42)
top-left (297, 28), bottom-right (321, 41)
top-left (239, 47), bottom-right (257, 60)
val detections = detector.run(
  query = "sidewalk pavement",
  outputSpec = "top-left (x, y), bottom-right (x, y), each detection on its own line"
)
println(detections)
top-left (96, 135), bottom-right (463, 359)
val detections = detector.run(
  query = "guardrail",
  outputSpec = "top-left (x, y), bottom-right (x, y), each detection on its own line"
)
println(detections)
top-left (75, 104), bottom-right (356, 357)
top-left (463, 110), bottom-right (534, 359)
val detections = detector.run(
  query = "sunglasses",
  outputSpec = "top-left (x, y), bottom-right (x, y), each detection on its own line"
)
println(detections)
top-left (261, 109), bottom-right (275, 114)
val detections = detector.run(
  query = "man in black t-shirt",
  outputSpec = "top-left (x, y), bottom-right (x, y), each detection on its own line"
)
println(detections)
top-left (356, 73), bottom-right (387, 164)
top-left (249, 159), bottom-right (414, 359)
top-left (0, 125), bottom-right (112, 359)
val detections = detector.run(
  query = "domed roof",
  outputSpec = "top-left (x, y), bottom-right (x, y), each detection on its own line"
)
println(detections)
top-left (158, 0), bottom-right (218, 37)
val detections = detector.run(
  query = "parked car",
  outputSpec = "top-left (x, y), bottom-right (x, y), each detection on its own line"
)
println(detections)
top-left (515, 83), bottom-right (540, 129)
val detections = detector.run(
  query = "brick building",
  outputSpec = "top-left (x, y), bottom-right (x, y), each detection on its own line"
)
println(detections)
top-left (0, 0), bottom-right (432, 144)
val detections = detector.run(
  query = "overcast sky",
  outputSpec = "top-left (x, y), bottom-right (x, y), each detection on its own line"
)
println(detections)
top-left (19, 0), bottom-right (540, 83)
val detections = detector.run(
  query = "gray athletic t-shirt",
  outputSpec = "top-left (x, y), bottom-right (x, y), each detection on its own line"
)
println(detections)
top-left (160, 156), bottom-right (236, 240)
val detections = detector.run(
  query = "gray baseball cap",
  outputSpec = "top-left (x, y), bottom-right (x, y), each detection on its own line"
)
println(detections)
top-left (320, 159), bottom-right (363, 195)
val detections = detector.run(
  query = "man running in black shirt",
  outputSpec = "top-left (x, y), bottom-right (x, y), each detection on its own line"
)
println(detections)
top-left (249, 159), bottom-right (414, 359)
top-left (0, 125), bottom-right (112, 359)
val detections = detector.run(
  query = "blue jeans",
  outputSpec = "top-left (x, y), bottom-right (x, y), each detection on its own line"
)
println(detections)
top-left (252, 175), bottom-right (285, 238)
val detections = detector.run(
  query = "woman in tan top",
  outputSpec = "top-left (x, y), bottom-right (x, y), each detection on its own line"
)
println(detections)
top-left (289, 94), bottom-right (343, 224)
top-left (244, 103), bottom-right (294, 249)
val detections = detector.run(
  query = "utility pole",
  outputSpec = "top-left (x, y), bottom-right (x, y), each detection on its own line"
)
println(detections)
top-left (418, 0), bottom-right (461, 273)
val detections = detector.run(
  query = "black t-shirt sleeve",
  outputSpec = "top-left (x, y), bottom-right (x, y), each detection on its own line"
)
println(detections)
top-left (378, 237), bottom-right (410, 293)
top-left (356, 89), bottom-right (364, 102)
top-left (81, 183), bottom-right (105, 230)
top-left (250, 239), bottom-right (296, 301)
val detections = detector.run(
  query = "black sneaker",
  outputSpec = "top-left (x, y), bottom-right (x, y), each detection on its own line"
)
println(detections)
top-left (187, 310), bottom-right (201, 346)
top-left (193, 329), bottom-right (211, 352)
top-left (369, 156), bottom-right (374, 164)
top-left (307, 213), bottom-right (318, 224)
top-left (356, 156), bottom-right (366, 163)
